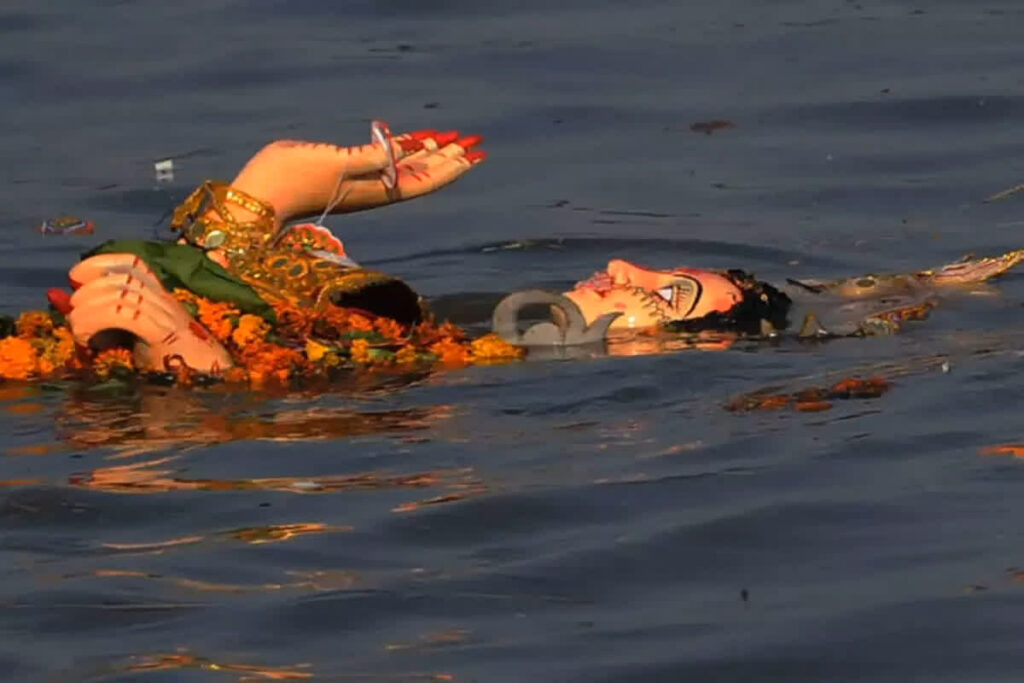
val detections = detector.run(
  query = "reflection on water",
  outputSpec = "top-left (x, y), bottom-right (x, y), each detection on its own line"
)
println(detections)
top-left (48, 381), bottom-right (450, 455)
top-left (108, 651), bottom-right (456, 682)
top-left (384, 628), bottom-right (473, 653)
top-left (70, 453), bottom-right (481, 497)
top-left (100, 523), bottom-right (344, 552)
top-left (64, 566), bottom-right (358, 596)
top-left (117, 652), bottom-right (313, 680)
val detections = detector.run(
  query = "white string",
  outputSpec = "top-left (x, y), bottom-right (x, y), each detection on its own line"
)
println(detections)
top-left (315, 170), bottom-right (351, 227)
top-left (271, 122), bottom-right (390, 245)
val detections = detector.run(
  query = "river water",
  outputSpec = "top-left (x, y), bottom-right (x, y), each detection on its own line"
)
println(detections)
top-left (3, 1), bottom-right (1024, 680)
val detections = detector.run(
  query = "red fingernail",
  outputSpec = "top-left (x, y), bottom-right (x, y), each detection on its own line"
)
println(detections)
top-left (410, 129), bottom-right (438, 140)
top-left (47, 288), bottom-right (73, 315)
top-left (455, 135), bottom-right (483, 150)
top-left (465, 150), bottom-right (487, 163)
top-left (434, 131), bottom-right (459, 146)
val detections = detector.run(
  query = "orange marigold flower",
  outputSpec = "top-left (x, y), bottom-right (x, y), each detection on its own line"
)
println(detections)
top-left (394, 345), bottom-right (420, 365)
top-left (196, 299), bottom-right (238, 342)
top-left (373, 317), bottom-right (405, 341)
top-left (231, 314), bottom-right (269, 348)
top-left (437, 321), bottom-right (467, 342)
top-left (429, 338), bottom-right (472, 366)
top-left (305, 339), bottom-right (331, 362)
top-left (0, 337), bottom-right (39, 380)
top-left (53, 326), bottom-right (75, 357)
top-left (411, 319), bottom-right (467, 347)
top-left (36, 355), bottom-right (57, 377)
top-left (33, 336), bottom-right (67, 378)
top-left (470, 333), bottom-right (526, 361)
top-left (350, 338), bottom-right (372, 364)
top-left (52, 327), bottom-right (84, 370)
top-left (16, 311), bottom-right (53, 339)
top-left (237, 341), bottom-right (304, 385)
top-left (172, 289), bottom-right (199, 306)
top-left (93, 348), bottom-right (134, 379)
top-left (322, 307), bottom-right (374, 334)
top-left (273, 303), bottom-right (314, 339)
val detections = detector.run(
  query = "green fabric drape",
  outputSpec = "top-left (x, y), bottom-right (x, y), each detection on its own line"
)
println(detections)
top-left (84, 240), bottom-right (276, 323)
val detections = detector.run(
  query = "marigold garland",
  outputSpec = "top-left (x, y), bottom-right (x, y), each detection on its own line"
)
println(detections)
top-left (0, 292), bottom-right (525, 386)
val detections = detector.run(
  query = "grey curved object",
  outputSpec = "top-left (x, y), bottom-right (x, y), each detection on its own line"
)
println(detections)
top-left (492, 289), bottom-right (621, 347)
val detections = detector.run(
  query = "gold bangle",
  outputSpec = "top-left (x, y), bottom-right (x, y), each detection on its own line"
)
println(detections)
top-left (171, 181), bottom-right (277, 253)
top-left (223, 186), bottom-right (275, 221)
top-left (171, 181), bottom-right (276, 230)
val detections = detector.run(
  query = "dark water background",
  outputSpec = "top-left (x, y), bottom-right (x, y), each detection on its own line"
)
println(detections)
top-left (4, 0), bottom-right (1024, 680)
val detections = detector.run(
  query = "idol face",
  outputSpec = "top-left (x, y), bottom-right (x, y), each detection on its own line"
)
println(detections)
top-left (564, 259), bottom-right (744, 330)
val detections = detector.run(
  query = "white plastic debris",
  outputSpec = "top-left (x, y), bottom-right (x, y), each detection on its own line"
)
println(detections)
top-left (154, 158), bottom-right (175, 183)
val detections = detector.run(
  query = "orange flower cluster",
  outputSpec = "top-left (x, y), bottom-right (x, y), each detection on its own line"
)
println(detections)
top-left (214, 298), bottom-right (524, 384)
top-left (0, 311), bottom-right (79, 380)
top-left (0, 293), bottom-right (525, 386)
top-left (231, 314), bottom-right (270, 348)
top-left (0, 337), bottom-right (38, 380)
top-left (93, 348), bottom-right (134, 379)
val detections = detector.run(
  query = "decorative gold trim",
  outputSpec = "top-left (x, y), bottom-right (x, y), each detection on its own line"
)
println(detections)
top-left (170, 181), bottom-right (277, 253)
top-left (168, 181), bottom-right (421, 320)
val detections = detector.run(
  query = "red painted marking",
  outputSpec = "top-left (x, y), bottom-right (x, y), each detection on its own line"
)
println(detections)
top-left (398, 138), bottom-right (425, 153)
top-left (162, 331), bottom-right (177, 345)
top-left (189, 320), bottom-right (210, 341)
top-left (133, 309), bottom-right (142, 320)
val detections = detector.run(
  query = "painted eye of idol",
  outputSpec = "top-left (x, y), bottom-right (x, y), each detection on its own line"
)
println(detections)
top-left (659, 276), bottom-right (702, 317)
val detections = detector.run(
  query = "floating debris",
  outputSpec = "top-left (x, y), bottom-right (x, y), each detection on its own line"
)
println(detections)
top-left (690, 119), bottom-right (736, 135)
top-left (725, 376), bottom-right (890, 413)
top-left (981, 444), bottom-right (1024, 457)
top-left (984, 183), bottom-right (1024, 203)
top-left (154, 158), bottom-right (175, 183)
top-left (38, 215), bottom-right (95, 236)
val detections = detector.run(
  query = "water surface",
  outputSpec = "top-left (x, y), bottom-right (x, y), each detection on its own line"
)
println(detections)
top-left (3, 1), bottom-right (1024, 680)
